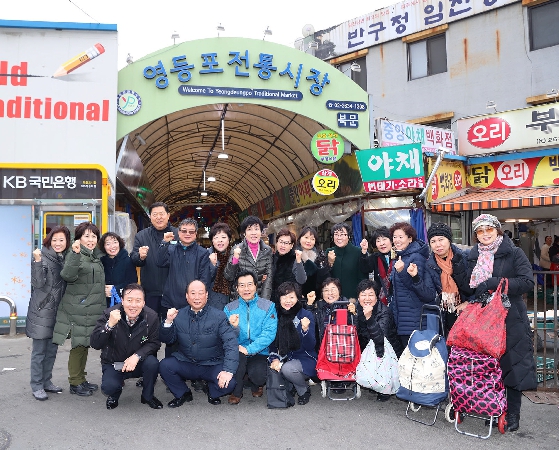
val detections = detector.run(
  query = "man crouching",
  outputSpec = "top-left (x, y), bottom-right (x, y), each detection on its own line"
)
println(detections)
top-left (159, 280), bottom-right (238, 407)
top-left (90, 283), bottom-right (162, 410)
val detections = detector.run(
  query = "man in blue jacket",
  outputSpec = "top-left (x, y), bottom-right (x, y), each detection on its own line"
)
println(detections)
top-left (224, 270), bottom-right (277, 405)
top-left (157, 218), bottom-right (211, 311)
top-left (159, 280), bottom-right (239, 407)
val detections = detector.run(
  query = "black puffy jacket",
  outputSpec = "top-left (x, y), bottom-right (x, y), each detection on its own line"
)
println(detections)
top-left (26, 247), bottom-right (67, 340)
top-left (356, 302), bottom-right (404, 358)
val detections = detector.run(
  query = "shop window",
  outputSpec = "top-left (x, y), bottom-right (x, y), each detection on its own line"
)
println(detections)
top-left (408, 34), bottom-right (447, 80)
top-left (351, 57), bottom-right (367, 91)
top-left (429, 213), bottom-right (463, 244)
top-left (529, 0), bottom-right (559, 50)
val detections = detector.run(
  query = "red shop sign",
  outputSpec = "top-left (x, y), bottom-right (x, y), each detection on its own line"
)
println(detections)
top-left (467, 117), bottom-right (512, 149)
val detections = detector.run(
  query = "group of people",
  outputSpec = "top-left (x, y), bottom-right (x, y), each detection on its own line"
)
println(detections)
top-left (26, 202), bottom-right (536, 432)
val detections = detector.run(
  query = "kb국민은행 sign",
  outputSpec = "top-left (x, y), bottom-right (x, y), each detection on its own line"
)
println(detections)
top-left (356, 143), bottom-right (425, 193)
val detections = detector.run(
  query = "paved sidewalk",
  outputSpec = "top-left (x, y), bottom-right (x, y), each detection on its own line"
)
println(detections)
top-left (0, 335), bottom-right (557, 450)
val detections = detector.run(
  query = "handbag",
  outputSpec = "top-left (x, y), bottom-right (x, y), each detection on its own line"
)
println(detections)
top-left (447, 278), bottom-right (509, 358)
top-left (110, 286), bottom-right (122, 307)
top-left (266, 366), bottom-right (295, 409)
top-left (355, 337), bottom-right (400, 394)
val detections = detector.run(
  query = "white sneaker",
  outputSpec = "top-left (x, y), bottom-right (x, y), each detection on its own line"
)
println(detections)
top-left (33, 389), bottom-right (48, 401)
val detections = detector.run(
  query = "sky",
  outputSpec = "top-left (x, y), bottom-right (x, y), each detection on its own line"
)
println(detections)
top-left (1, 0), bottom-right (398, 68)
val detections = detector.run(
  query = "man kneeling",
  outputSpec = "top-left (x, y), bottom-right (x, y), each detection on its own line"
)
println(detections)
top-left (159, 280), bottom-right (238, 407)
top-left (90, 283), bottom-right (162, 410)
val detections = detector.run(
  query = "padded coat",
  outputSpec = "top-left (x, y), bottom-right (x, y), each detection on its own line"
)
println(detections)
top-left (52, 245), bottom-right (105, 348)
top-left (26, 247), bottom-right (67, 340)
top-left (452, 235), bottom-right (537, 391)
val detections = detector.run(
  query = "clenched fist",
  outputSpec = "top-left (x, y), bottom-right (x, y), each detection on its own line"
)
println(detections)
top-left (306, 291), bottom-right (316, 306)
top-left (33, 248), bottom-right (42, 262)
top-left (229, 314), bottom-right (240, 327)
top-left (360, 239), bottom-right (368, 254)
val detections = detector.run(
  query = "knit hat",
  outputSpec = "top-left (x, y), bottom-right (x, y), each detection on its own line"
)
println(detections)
top-left (427, 222), bottom-right (453, 243)
top-left (472, 214), bottom-right (501, 232)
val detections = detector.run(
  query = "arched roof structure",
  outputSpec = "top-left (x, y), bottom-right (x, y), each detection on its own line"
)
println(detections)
top-left (117, 37), bottom-right (370, 215)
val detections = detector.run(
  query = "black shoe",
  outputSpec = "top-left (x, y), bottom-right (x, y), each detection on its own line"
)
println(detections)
top-left (207, 393), bottom-right (221, 405)
top-left (106, 396), bottom-right (119, 409)
top-left (141, 395), bottom-right (163, 409)
top-left (376, 393), bottom-right (391, 402)
top-left (505, 413), bottom-right (520, 432)
top-left (298, 388), bottom-right (311, 405)
top-left (192, 380), bottom-right (206, 392)
top-left (69, 384), bottom-right (93, 396)
top-left (83, 381), bottom-right (98, 392)
top-left (167, 390), bottom-right (193, 408)
top-left (136, 378), bottom-right (143, 387)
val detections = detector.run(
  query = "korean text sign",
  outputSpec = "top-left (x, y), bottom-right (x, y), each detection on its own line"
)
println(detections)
top-left (426, 159), bottom-right (466, 202)
top-left (457, 105), bottom-right (559, 156)
top-left (356, 144), bottom-right (425, 193)
top-left (378, 119), bottom-right (456, 155)
top-left (312, 0), bottom-right (516, 59)
top-left (468, 154), bottom-right (559, 189)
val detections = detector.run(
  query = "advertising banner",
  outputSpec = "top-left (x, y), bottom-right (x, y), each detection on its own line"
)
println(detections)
top-left (0, 22), bottom-right (118, 182)
top-left (356, 143), bottom-right (425, 193)
top-left (378, 119), bottom-right (456, 155)
top-left (311, 0), bottom-right (518, 60)
top-left (426, 159), bottom-right (466, 202)
top-left (468, 154), bottom-right (559, 189)
top-left (457, 104), bottom-right (559, 156)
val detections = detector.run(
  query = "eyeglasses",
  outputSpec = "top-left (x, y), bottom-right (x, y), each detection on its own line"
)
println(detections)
top-left (179, 229), bottom-right (197, 234)
top-left (476, 226), bottom-right (496, 235)
top-left (238, 282), bottom-right (255, 289)
top-left (323, 288), bottom-right (339, 293)
top-left (277, 240), bottom-right (292, 246)
top-left (333, 232), bottom-right (348, 237)
top-left (150, 212), bottom-right (168, 218)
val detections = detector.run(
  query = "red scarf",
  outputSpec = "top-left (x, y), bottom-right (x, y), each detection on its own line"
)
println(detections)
top-left (377, 255), bottom-right (393, 305)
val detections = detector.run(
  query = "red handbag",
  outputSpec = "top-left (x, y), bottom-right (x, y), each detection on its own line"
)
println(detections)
top-left (447, 278), bottom-right (509, 358)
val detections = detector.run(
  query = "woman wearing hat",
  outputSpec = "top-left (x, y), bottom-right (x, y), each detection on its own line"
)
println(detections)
top-left (450, 214), bottom-right (537, 432)
top-left (423, 222), bottom-right (471, 335)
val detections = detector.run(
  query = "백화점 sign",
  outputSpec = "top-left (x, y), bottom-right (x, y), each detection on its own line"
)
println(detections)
top-left (356, 143), bottom-right (425, 193)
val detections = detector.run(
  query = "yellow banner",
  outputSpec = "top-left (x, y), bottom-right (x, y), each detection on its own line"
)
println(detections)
top-left (426, 159), bottom-right (466, 203)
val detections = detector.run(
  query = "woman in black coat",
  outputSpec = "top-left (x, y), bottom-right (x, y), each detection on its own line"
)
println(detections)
top-left (451, 214), bottom-right (537, 433)
top-left (100, 232), bottom-right (138, 307)
top-left (26, 225), bottom-right (71, 400)
top-left (296, 226), bottom-right (330, 297)
top-left (270, 228), bottom-right (306, 305)
top-left (359, 226), bottom-right (394, 306)
top-left (355, 279), bottom-right (403, 401)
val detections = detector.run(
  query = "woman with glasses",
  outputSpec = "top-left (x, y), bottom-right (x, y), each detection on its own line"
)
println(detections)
top-left (451, 214), bottom-right (536, 432)
top-left (326, 223), bottom-right (367, 300)
top-left (270, 228), bottom-right (306, 306)
top-left (305, 278), bottom-right (356, 344)
top-left (296, 226), bottom-right (331, 297)
top-left (225, 215), bottom-right (273, 300)
top-left (388, 222), bottom-right (436, 348)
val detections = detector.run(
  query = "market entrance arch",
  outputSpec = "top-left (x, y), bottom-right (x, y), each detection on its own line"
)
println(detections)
top-left (116, 37), bottom-right (370, 223)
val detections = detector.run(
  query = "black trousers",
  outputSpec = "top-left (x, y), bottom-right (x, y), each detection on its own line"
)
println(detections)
top-left (232, 353), bottom-right (267, 397)
top-left (101, 355), bottom-right (159, 401)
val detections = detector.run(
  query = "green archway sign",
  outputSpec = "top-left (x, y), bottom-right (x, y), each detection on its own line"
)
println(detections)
top-left (117, 37), bottom-right (370, 149)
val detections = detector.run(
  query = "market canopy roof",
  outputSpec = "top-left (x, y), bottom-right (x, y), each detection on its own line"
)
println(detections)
top-left (431, 187), bottom-right (559, 212)
top-left (116, 37), bottom-right (370, 214)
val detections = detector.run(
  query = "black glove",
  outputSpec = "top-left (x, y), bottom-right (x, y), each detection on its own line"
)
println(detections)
top-left (474, 277), bottom-right (500, 297)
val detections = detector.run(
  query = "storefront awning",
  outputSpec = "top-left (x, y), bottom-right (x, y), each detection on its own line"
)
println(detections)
top-left (431, 188), bottom-right (559, 212)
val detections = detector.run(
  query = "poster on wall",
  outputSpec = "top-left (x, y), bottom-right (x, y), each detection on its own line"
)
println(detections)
top-left (0, 21), bottom-right (118, 182)
top-left (0, 205), bottom-right (31, 328)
